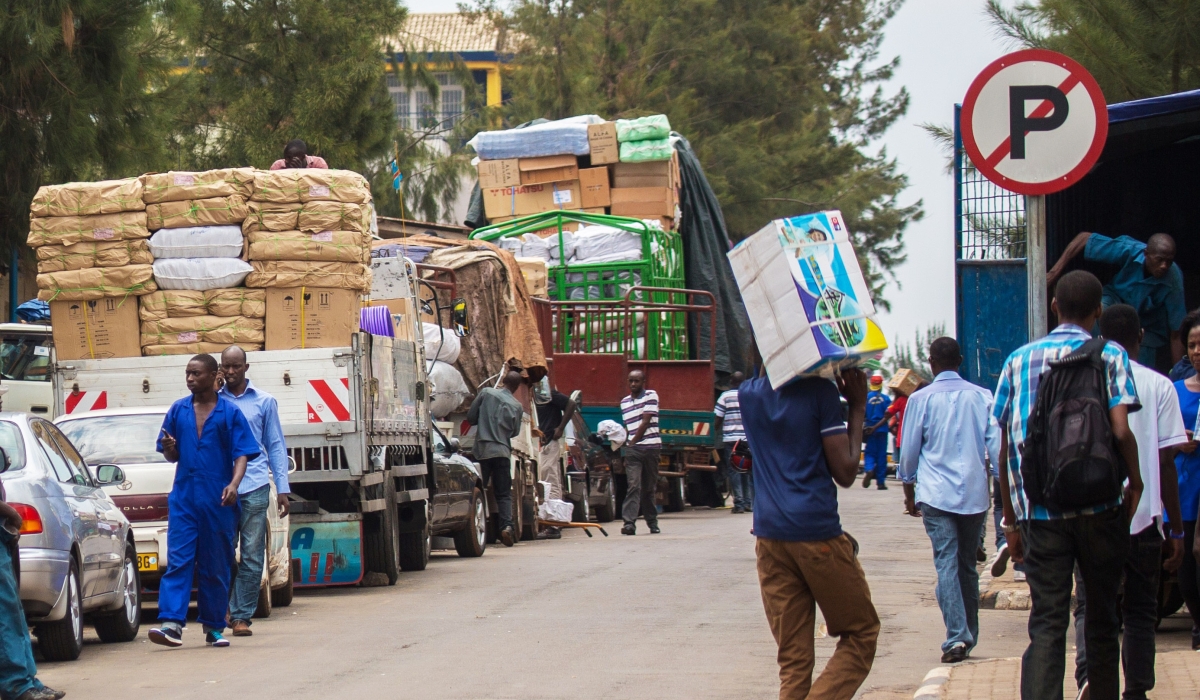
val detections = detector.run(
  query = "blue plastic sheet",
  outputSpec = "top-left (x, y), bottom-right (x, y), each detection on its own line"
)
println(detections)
top-left (467, 115), bottom-right (603, 160)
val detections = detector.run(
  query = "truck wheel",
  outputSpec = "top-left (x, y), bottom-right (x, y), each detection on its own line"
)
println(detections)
top-left (518, 464), bottom-right (538, 541)
top-left (454, 489), bottom-right (487, 558)
top-left (94, 543), bottom-right (141, 643)
top-left (271, 561), bottom-right (294, 608)
top-left (594, 486), bottom-right (616, 523)
top-left (363, 475), bottom-right (401, 584)
top-left (665, 476), bottom-right (685, 512)
top-left (253, 537), bottom-right (273, 619)
top-left (399, 501), bottom-right (431, 571)
top-left (37, 558), bottom-right (83, 661)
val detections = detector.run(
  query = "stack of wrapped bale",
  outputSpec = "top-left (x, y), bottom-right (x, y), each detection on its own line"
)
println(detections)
top-left (139, 169), bottom-right (264, 356)
top-left (244, 169), bottom-right (372, 350)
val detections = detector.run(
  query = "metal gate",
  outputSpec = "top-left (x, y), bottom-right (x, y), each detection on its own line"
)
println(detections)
top-left (955, 104), bottom-right (1028, 389)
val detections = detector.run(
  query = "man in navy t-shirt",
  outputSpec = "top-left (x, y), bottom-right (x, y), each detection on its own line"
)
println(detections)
top-left (741, 367), bottom-right (880, 699)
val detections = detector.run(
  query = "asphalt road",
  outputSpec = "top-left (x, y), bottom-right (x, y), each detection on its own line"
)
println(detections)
top-left (32, 483), bottom-right (1195, 699)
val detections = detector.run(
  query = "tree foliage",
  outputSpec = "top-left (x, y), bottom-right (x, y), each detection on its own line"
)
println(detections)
top-left (987, 0), bottom-right (1200, 100)
top-left (469, 0), bottom-right (922, 305)
top-left (885, 322), bottom-right (947, 381)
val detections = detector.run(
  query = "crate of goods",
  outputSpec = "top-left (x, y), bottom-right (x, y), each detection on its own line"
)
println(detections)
top-left (887, 368), bottom-right (922, 397)
top-left (727, 209), bottom-right (888, 386)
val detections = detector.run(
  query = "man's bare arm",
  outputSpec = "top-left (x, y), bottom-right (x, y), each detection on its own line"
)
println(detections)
top-left (1046, 231), bottom-right (1092, 286)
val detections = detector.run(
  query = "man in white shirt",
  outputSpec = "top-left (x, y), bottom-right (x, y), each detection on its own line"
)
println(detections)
top-left (619, 370), bottom-right (661, 536)
top-left (1074, 304), bottom-right (1188, 700)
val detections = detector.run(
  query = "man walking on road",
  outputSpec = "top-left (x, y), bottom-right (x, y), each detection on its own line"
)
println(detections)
top-left (533, 379), bottom-right (577, 540)
top-left (715, 371), bottom-right (753, 513)
top-left (898, 338), bottom-right (998, 664)
top-left (862, 373), bottom-right (891, 490)
top-left (1072, 304), bottom-right (1188, 700)
top-left (620, 370), bottom-right (662, 536)
top-left (466, 370), bottom-right (524, 547)
top-left (218, 346), bottom-right (290, 637)
top-left (741, 364), bottom-right (879, 700)
top-left (993, 271), bottom-right (1143, 700)
top-left (150, 354), bottom-right (260, 649)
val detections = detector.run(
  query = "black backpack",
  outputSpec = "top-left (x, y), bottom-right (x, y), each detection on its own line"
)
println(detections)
top-left (1020, 337), bottom-right (1127, 511)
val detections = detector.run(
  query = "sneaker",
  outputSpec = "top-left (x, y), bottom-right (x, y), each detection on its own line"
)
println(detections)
top-left (862, 473), bottom-right (872, 488)
top-left (148, 626), bottom-right (183, 648)
top-left (940, 642), bottom-right (968, 664)
top-left (990, 542), bottom-right (1010, 577)
top-left (621, 524), bottom-right (636, 536)
top-left (1075, 680), bottom-right (1089, 700)
top-left (500, 526), bottom-right (516, 547)
top-left (16, 688), bottom-right (66, 700)
top-left (231, 620), bottom-right (252, 637)
top-left (536, 528), bottom-right (562, 540)
top-left (731, 506), bottom-right (745, 514)
top-left (976, 546), bottom-right (987, 563)
top-left (876, 483), bottom-right (888, 490)
top-left (648, 524), bottom-right (661, 534)
top-left (206, 630), bottom-right (230, 647)
top-left (1013, 570), bottom-right (1027, 583)
top-left (745, 505), bottom-right (752, 512)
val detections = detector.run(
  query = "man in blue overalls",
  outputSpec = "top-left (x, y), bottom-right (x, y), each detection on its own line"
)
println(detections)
top-left (861, 373), bottom-right (891, 490)
top-left (149, 354), bottom-right (260, 648)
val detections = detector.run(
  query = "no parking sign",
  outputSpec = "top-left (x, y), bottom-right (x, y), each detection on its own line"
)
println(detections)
top-left (962, 49), bottom-right (1108, 196)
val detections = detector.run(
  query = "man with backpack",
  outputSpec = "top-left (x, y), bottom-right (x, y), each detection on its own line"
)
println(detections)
top-left (992, 270), bottom-right (1144, 700)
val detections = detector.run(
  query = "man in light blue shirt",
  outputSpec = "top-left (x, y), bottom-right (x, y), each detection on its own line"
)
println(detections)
top-left (899, 337), bottom-right (999, 664)
top-left (218, 346), bottom-right (289, 637)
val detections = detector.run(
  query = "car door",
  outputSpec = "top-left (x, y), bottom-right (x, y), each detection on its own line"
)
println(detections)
top-left (429, 428), bottom-right (453, 526)
top-left (0, 332), bottom-right (53, 416)
top-left (48, 423), bottom-right (125, 591)
top-left (29, 420), bottom-right (112, 598)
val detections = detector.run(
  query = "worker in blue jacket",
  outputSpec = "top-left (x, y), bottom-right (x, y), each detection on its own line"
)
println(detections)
top-left (861, 373), bottom-right (892, 489)
top-left (149, 354), bottom-right (260, 649)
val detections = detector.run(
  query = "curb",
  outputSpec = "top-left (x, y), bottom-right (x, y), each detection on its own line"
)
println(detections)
top-left (912, 666), bottom-right (951, 699)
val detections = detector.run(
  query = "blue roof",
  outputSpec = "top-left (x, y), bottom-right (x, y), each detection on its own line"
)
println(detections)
top-left (1108, 89), bottom-right (1200, 124)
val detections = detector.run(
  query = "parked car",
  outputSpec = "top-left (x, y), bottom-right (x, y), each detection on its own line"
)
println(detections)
top-left (0, 413), bottom-right (139, 661)
top-left (0, 324), bottom-right (53, 417)
top-left (428, 424), bottom-right (488, 559)
top-left (55, 406), bottom-right (294, 615)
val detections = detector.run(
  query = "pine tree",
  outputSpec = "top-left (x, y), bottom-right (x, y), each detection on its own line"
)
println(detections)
top-left (885, 322), bottom-right (947, 381)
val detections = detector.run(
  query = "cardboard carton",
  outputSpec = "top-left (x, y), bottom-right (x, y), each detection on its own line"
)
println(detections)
top-left (727, 210), bottom-right (887, 386)
top-left (482, 181), bottom-right (583, 219)
top-left (477, 159), bottom-right (520, 189)
top-left (579, 168), bottom-right (612, 209)
top-left (887, 368), bottom-right (923, 397)
top-left (610, 187), bottom-right (676, 217)
top-left (611, 155), bottom-right (678, 189)
top-left (515, 257), bottom-right (549, 297)
top-left (51, 298), bottom-right (141, 360)
top-left (587, 123), bottom-right (619, 165)
top-left (265, 287), bottom-right (361, 350)
top-left (518, 155), bottom-right (579, 185)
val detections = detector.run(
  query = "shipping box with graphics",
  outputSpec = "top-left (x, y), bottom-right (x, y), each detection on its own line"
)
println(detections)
top-left (727, 210), bottom-right (887, 387)
top-left (51, 298), bottom-right (141, 360)
top-left (265, 287), bottom-right (360, 350)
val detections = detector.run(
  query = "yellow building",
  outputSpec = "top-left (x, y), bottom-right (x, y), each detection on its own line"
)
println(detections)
top-left (387, 13), bottom-right (515, 131)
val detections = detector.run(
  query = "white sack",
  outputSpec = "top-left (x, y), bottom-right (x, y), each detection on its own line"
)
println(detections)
top-left (149, 225), bottom-right (244, 259)
top-left (596, 420), bottom-right (627, 449)
top-left (152, 258), bottom-right (253, 291)
top-left (427, 360), bottom-right (470, 419)
top-left (572, 226), bottom-right (642, 263)
top-left (538, 499), bottom-right (575, 523)
top-left (422, 322), bottom-right (461, 364)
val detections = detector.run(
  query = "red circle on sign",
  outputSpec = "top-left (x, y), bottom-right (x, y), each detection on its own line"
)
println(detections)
top-left (961, 48), bottom-right (1108, 196)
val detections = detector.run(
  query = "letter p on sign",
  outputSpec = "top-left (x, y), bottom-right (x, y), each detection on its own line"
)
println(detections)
top-left (962, 49), bottom-right (1107, 196)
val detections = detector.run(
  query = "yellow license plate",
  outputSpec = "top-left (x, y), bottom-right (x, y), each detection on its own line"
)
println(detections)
top-left (137, 553), bottom-right (159, 572)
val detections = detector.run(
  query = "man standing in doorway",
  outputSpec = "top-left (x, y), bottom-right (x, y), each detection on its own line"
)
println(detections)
top-left (218, 346), bottom-right (290, 637)
top-left (742, 363), bottom-right (879, 699)
top-left (862, 373), bottom-right (891, 490)
top-left (898, 338), bottom-right (999, 664)
top-left (150, 354), bottom-right (260, 649)
top-left (534, 379), bottom-right (577, 540)
top-left (466, 370), bottom-right (524, 547)
top-left (715, 371), bottom-right (752, 513)
top-left (620, 370), bottom-right (661, 536)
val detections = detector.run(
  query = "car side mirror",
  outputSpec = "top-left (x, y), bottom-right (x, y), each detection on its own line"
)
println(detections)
top-left (0, 446), bottom-right (9, 474)
top-left (94, 464), bottom-right (126, 486)
top-left (449, 438), bottom-right (462, 453)
top-left (451, 299), bottom-right (470, 337)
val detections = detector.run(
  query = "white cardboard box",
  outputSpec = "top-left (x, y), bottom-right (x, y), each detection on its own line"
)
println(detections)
top-left (728, 210), bottom-right (887, 388)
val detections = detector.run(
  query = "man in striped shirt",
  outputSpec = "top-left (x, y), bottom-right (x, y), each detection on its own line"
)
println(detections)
top-left (715, 371), bottom-right (753, 513)
top-left (620, 370), bottom-right (661, 535)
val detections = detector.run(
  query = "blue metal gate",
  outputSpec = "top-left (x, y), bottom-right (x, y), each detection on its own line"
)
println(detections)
top-left (954, 105), bottom-right (1028, 390)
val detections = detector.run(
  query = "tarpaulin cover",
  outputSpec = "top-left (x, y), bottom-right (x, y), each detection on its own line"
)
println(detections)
top-left (673, 134), bottom-right (752, 377)
top-left (138, 289), bottom-right (266, 321)
top-left (37, 264), bottom-right (157, 301)
top-left (30, 178), bottom-right (144, 218)
top-left (141, 169), bottom-right (255, 204)
top-left (27, 211), bottom-right (150, 248)
top-left (36, 240), bottom-right (154, 273)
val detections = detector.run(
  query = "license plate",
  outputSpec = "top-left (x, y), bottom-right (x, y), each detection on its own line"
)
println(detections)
top-left (137, 553), bottom-right (159, 572)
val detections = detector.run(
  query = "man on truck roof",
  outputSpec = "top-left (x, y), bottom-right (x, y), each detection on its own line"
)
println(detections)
top-left (217, 346), bottom-right (290, 638)
top-left (466, 370), bottom-right (524, 547)
top-left (1047, 231), bottom-right (1185, 367)
top-left (149, 354), bottom-right (260, 649)
top-left (270, 139), bottom-right (328, 170)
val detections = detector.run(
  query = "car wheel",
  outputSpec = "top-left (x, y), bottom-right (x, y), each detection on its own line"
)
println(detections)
top-left (594, 483), bottom-right (616, 523)
top-left (398, 501), bottom-right (430, 571)
top-left (454, 488), bottom-right (487, 558)
top-left (571, 494), bottom-right (590, 523)
top-left (271, 559), bottom-right (294, 608)
top-left (37, 558), bottom-right (83, 661)
top-left (253, 541), bottom-right (272, 619)
top-left (94, 543), bottom-right (142, 643)
top-left (664, 476), bottom-right (685, 512)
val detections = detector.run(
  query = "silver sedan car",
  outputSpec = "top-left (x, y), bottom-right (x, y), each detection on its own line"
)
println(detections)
top-left (0, 413), bottom-right (140, 661)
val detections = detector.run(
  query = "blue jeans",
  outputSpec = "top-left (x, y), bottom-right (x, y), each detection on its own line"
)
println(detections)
top-left (229, 484), bottom-right (270, 624)
top-left (728, 469), bottom-right (753, 510)
top-left (920, 504), bottom-right (986, 653)
top-left (863, 433), bottom-right (888, 485)
top-left (0, 533), bottom-right (42, 699)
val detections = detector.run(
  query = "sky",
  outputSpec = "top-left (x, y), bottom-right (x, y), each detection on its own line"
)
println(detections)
top-left (405, 0), bottom-right (1018, 357)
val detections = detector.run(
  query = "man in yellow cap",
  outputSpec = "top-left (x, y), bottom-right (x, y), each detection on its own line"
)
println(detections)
top-left (862, 373), bottom-right (891, 489)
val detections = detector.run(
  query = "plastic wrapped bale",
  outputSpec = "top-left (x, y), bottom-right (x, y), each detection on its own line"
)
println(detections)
top-left (146, 196), bottom-right (249, 230)
top-left (296, 201), bottom-right (370, 233)
top-left (138, 289), bottom-right (266, 321)
top-left (466, 115), bottom-right (603, 160)
top-left (151, 258), bottom-right (253, 291)
top-left (615, 114), bottom-right (671, 143)
top-left (246, 230), bottom-right (369, 263)
top-left (36, 240), bottom-right (154, 273)
top-left (37, 264), bottom-right (157, 301)
top-left (427, 360), bottom-right (470, 418)
top-left (140, 315), bottom-right (265, 347)
top-left (27, 211), bottom-right (150, 248)
top-left (148, 226), bottom-right (244, 259)
top-left (143, 342), bottom-right (262, 357)
top-left (245, 260), bottom-right (371, 291)
top-left (422, 323), bottom-right (461, 364)
top-left (619, 138), bottom-right (674, 162)
top-left (30, 178), bottom-right (144, 218)
top-left (251, 169), bottom-right (371, 204)
top-left (141, 169), bottom-right (255, 204)
top-left (243, 201), bottom-right (303, 233)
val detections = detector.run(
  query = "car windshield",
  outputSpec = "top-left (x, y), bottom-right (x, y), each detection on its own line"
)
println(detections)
top-left (0, 334), bottom-right (51, 382)
top-left (0, 421), bottom-right (27, 473)
top-left (57, 414), bottom-right (166, 466)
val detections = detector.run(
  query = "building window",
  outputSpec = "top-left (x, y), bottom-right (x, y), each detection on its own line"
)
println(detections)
top-left (388, 72), bottom-right (464, 134)
top-left (416, 91), bottom-right (438, 130)
top-left (386, 73), bottom-right (410, 130)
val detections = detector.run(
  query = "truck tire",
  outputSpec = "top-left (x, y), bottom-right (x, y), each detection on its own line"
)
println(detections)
top-left (454, 488), bottom-right (487, 558)
top-left (37, 558), bottom-right (83, 661)
top-left (594, 485), bottom-right (616, 523)
top-left (94, 543), bottom-right (141, 644)
top-left (518, 463), bottom-right (538, 541)
top-left (664, 476), bottom-right (685, 512)
top-left (271, 561), bottom-right (294, 608)
top-left (399, 500), bottom-right (431, 571)
top-left (253, 537), bottom-right (272, 619)
top-left (363, 475), bottom-right (401, 584)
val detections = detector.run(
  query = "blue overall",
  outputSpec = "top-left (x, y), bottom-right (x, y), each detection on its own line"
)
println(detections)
top-left (156, 396), bottom-right (259, 631)
top-left (864, 389), bottom-right (891, 486)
